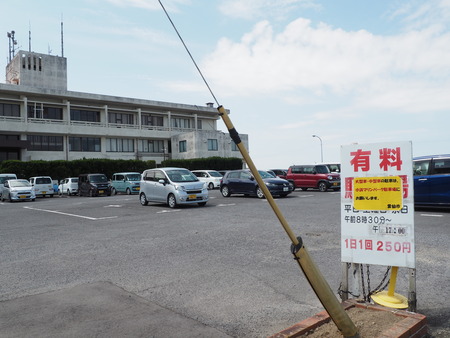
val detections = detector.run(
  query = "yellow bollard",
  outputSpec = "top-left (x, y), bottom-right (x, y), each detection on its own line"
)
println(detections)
top-left (371, 266), bottom-right (408, 309)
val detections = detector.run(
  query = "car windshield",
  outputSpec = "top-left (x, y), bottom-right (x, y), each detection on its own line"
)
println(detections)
top-left (90, 175), bottom-right (108, 183)
top-left (0, 176), bottom-right (16, 184)
top-left (9, 180), bottom-right (31, 187)
top-left (167, 170), bottom-right (198, 183)
top-left (71, 178), bottom-right (79, 182)
top-left (208, 171), bottom-right (222, 177)
top-left (258, 170), bottom-right (276, 179)
top-left (126, 174), bottom-right (141, 181)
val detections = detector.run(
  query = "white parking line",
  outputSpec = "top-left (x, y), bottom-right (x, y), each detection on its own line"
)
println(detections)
top-left (23, 206), bottom-right (118, 220)
top-left (420, 213), bottom-right (443, 217)
top-left (156, 209), bottom-right (181, 214)
top-left (216, 203), bottom-right (236, 207)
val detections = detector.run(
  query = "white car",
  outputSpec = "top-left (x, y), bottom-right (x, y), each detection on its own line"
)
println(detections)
top-left (191, 170), bottom-right (223, 190)
top-left (58, 177), bottom-right (79, 196)
top-left (0, 173), bottom-right (17, 198)
top-left (1, 179), bottom-right (36, 202)
top-left (29, 176), bottom-right (55, 197)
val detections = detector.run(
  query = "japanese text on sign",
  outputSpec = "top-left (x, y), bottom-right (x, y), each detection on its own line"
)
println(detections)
top-left (340, 141), bottom-right (415, 268)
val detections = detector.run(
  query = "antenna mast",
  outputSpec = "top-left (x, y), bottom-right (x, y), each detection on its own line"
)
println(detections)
top-left (29, 22), bottom-right (32, 52)
top-left (61, 14), bottom-right (64, 57)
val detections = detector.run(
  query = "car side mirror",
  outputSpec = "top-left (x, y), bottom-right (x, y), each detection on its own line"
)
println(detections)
top-left (250, 176), bottom-right (255, 181)
top-left (158, 179), bottom-right (166, 185)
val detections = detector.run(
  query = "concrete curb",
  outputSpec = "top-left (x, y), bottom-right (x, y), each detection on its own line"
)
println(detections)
top-left (269, 299), bottom-right (428, 338)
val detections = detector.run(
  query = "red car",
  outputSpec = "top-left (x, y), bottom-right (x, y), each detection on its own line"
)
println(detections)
top-left (286, 164), bottom-right (340, 192)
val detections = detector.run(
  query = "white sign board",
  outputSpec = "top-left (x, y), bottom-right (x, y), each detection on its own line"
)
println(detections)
top-left (340, 141), bottom-right (415, 268)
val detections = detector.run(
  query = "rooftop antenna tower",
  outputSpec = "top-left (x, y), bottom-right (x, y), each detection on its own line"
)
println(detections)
top-left (7, 30), bottom-right (17, 62)
top-left (29, 22), bottom-right (32, 52)
top-left (61, 14), bottom-right (64, 57)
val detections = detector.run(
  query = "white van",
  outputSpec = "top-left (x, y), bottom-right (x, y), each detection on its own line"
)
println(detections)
top-left (139, 167), bottom-right (208, 208)
top-left (0, 173), bottom-right (18, 198)
top-left (29, 176), bottom-right (55, 197)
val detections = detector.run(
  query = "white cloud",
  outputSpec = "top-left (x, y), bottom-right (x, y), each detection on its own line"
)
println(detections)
top-left (218, 0), bottom-right (320, 20)
top-left (201, 15), bottom-right (450, 114)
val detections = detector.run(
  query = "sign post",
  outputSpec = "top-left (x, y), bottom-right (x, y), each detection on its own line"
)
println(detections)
top-left (340, 141), bottom-right (416, 309)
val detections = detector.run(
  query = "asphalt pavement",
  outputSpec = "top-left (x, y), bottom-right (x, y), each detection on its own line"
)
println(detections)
top-left (0, 282), bottom-right (232, 338)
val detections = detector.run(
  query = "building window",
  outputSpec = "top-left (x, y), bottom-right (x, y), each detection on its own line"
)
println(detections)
top-left (108, 112), bottom-right (134, 125)
top-left (197, 120), bottom-right (202, 129)
top-left (141, 114), bottom-right (163, 127)
top-left (69, 137), bottom-right (101, 152)
top-left (28, 104), bottom-right (62, 120)
top-left (138, 139), bottom-right (164, 153)
top-left (27, 135), bottom-right (63, 151)
top-left (70, 109), bottom-right (100, 122)
top-left (179, 140), bottom-right (187, 153)
top-left (207, 139), bottom-right (218, 151)
top-left (0, 103), bottom-right (20, 117)
top-left (231, 141), bottom-right (239, 151)
top-left (107, 138), bottom-right (134, 152)
top-left (171, 118), bottom-right (191, 129)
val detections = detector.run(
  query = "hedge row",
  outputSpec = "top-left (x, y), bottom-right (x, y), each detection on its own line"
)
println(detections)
top-left (0, 157), bottom-right (243, 181)
top-left (161, 157), bottom-right (243, 171)
top-left (0, 159), bottom-right (156, 181)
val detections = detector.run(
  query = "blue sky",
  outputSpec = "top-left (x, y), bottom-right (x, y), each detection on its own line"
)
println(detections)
top-left (2, 0), bottom-right (449, 169)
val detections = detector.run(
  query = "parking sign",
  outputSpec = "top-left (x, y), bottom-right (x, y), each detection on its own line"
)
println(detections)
top-left (340, 141), bottom-right (415, 268)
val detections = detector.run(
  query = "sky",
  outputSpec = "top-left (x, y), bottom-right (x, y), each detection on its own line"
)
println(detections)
top-left (1, 0), bottom-right (450, 169)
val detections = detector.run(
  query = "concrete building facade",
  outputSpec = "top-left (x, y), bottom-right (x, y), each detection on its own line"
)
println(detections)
top-left (0, 49), bottom-right (248, 164)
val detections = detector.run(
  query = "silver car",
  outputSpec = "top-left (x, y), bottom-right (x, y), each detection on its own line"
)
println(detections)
top-left (139, 168), bottom-right (208, 208)
top-left (1, 179), bottom-right (36, 202)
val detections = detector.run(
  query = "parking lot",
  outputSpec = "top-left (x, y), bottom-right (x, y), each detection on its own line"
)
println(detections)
top-left (1, 189), bottom-right (449, 337)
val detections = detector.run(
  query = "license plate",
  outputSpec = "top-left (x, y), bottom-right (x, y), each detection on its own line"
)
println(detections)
top-left (42, 191), bottom-right (47, 194)
top-left (333, 182), bottom-right (338, 186)
top-left (283, 187), bottom-right (289, 191)
top-left (188, 194), bottom-right (197, 200)
top-left (136, 187), bottom-right (140, 191)
top-left (19, 195), bottom-right (27, 199)
top-left (99, 190), bottom-right (104, 194)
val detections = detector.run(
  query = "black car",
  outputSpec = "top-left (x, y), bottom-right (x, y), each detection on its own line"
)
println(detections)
top-left (220, 169), bottom-right (293, 198)
top-left (78, 173), bottom-right (112, 197)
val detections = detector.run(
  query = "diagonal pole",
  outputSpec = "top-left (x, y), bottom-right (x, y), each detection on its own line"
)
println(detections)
top-left (218, 106), bottom-right (359, 338)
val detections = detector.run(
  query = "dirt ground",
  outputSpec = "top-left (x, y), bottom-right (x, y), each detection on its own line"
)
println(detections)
top-left (302, 307), bottom-right (402, 337)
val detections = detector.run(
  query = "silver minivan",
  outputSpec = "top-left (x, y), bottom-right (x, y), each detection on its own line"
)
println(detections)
top-left (139, 167), bottom-right (208, 208)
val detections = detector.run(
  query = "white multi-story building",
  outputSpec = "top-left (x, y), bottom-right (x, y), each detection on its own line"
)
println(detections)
top-left (0, 49), bottom-right (248, 164)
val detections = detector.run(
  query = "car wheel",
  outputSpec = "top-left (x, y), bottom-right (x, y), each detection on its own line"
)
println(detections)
top-left (111, 187), bottom-right (117, 195)
top-left (139, 193), bottom-right (148, 206)
top-left (168, 194), bottom-right (177, 208)
top-left (89, 189), bottom-right (94, 197)
top-left (221, 185), bottom-right (230, 197)
top-left (198, 202), bottom-right (207, 206)
top-left (208, 182), bottom-right (214, 190)
top-left (66, 189), bottom-right (71, 195)
top-left (256, 186), bottom-right (265, 199)
top-left (318, 182), bottom-right (328, 192)
top-left (126, 188), bottom-right (131, 195)
top-left (301, 188), bottom-right (308, 191)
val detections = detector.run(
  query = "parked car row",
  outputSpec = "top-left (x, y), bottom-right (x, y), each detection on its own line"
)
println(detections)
top-left (2, 155), bottom-right (448, 207)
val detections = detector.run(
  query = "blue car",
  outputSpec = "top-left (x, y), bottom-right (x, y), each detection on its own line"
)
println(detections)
top-left (413, 154), bottom-right (450, 207)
